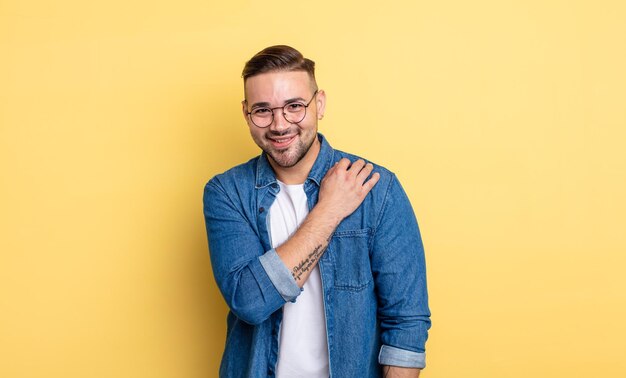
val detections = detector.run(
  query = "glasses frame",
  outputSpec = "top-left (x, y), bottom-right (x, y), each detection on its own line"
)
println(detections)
top-left (245, 90), bottom-right (319, 128)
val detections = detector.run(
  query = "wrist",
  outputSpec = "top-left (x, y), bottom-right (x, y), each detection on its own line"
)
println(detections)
top-left (311, 201), bottom-right (344, 227)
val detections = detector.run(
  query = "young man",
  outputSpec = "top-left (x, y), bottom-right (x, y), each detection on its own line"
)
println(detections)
top-left (203, 45), bottom-right (430, 378)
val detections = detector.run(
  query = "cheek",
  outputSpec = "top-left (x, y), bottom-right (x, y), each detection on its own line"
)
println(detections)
top-left (247, 123), bottom-right (259, 134)
top-left (248, 127), bottom-right (262, 140)
top-left (302, 120), bottom-right (318, 132)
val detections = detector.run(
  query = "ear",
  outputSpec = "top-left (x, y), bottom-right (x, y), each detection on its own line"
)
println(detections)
top-left (315, 90), bottom-right (326, 120)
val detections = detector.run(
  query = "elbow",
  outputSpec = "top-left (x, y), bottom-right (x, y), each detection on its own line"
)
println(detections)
top-left (217, 260), bottom-right (288, 326)
top-left (229, 301), bottom-right (272, 325)
top-left (226, 280), bottom-right (276, 325)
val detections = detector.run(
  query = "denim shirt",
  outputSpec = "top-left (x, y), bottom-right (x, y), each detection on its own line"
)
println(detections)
top-left (203, 134), bottom-right (431, 377)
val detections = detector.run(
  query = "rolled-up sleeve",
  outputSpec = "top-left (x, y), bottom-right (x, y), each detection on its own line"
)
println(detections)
top-left (371, 174), bottom-right (431, 368)
top-left (203, 180), bottom-right (300, 325)
top-left (259, 248), bottom-right (302, 302)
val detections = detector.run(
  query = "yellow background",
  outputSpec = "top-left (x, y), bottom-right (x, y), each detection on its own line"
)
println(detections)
top-left (2, 0), bottom-right (625, 377)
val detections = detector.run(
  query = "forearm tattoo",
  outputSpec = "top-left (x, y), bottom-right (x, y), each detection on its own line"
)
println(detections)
top-left (292, 243), bottom-right (326, 281)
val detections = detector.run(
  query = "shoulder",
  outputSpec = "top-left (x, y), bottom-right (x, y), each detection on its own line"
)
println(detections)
top-left (204, 156), bottom-right (259, 194)
top-left (331, 149), bottom-right (405, 225)
top-left (332, 149), bottom-right (397, 190)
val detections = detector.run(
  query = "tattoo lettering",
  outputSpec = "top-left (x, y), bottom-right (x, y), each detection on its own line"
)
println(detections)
top-left (292, 244), bottom-right (326, 281)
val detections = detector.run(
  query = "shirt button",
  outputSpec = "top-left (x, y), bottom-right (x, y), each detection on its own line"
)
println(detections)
top-left (259, 207), bottom-right (265, 213)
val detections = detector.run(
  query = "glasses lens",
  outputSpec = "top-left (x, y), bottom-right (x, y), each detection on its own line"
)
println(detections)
top-left (250, 108), bottom-right (272, 128)
top-left (283, 103), bottom-right (306, 124)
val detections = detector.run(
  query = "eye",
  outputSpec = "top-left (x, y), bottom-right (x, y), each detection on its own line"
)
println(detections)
top-left (286, 103), bottom-right (305, 112)
top-left (252, 108), bottom-right (271, 116)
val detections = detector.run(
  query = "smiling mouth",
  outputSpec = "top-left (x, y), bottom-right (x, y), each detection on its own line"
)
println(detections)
top-left (267, 134), bottom-right (296, 148)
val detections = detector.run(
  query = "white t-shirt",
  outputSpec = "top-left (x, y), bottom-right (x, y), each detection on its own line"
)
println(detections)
top-left (269, 181), bottom-right (329, 377)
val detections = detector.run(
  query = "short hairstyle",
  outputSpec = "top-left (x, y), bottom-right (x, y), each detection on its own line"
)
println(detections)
top-left (242, 45), bottom-right (317, 89)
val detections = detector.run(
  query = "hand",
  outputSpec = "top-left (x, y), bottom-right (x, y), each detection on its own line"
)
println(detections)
top-left (317, 158), bottom-right (380, 223)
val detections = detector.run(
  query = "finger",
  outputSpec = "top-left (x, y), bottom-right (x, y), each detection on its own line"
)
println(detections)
top-left (348, 159), bottom-right (366, 177)
top-left (356, 162), bottom-right (374, 184)
top-left (326, 162), bottom-right (337, 174)
top-left (336, 158), bottom-right (351, 172)
top-left (323, 159), bottom-right (345, 181)
top-left (361, 172), bottom-right (380, 194)
top-left (323, 160), bottom-right (341, 176)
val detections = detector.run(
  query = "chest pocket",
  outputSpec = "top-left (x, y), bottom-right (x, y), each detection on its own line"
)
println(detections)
top-left (328, 228), bottom-right (373, 291)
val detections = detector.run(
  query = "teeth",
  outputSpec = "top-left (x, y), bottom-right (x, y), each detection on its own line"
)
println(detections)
top-left (271, 136), bottom-right (293, 143)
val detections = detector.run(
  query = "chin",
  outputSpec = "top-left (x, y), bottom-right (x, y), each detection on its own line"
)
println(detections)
top-left (256, 129), bottom-right (317, 169)
top-left (268, 150), bottom-right (301, 168)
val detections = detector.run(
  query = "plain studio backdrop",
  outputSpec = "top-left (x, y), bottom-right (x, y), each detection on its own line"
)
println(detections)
top-left (1, 1), bottom-right (625, 377)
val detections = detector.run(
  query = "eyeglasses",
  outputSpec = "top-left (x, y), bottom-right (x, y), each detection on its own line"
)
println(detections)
top-left (246, 90), bottom-right (318, 128)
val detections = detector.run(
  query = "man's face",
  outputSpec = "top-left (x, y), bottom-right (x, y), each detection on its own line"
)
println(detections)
top-left (243, 71), bottom-right (325, 170)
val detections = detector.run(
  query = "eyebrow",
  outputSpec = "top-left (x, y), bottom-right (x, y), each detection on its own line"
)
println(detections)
top-left (249, 97), bottom-right (307, 109)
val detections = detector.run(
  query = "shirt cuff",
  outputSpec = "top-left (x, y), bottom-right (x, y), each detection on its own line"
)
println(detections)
top-left (258, 248), bottom-right (302, 302)
top-left (378, 344), bottom-right (426, 369)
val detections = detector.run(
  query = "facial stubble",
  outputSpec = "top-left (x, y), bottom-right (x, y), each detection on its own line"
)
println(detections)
top-left (261, 128), bottom-right (316, 169)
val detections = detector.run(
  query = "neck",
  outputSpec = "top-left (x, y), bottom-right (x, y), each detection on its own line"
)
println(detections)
top-left (269, 137), bottom-right (321, 185)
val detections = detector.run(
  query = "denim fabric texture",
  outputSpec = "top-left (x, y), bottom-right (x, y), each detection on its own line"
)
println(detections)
top-left (203, 134), bottom-right (431, 377)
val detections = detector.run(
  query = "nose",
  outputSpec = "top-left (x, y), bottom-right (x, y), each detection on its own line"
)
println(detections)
top-left (269, 107), bottom-right (290, 131)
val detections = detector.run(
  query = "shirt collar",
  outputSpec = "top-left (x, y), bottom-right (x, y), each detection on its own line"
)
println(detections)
top-left (255, 133), bottom-right (335, 189)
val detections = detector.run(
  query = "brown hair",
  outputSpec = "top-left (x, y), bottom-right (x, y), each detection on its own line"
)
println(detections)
top-left (242, 45), bottom-right (317, 88)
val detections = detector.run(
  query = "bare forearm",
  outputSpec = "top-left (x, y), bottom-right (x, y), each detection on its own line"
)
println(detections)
top-left (383, 366), bottom-right (421, 378)
top-left (275, 203), bottom-right (340, 286)
top-left (275, 158), bottom-right (380, 287)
